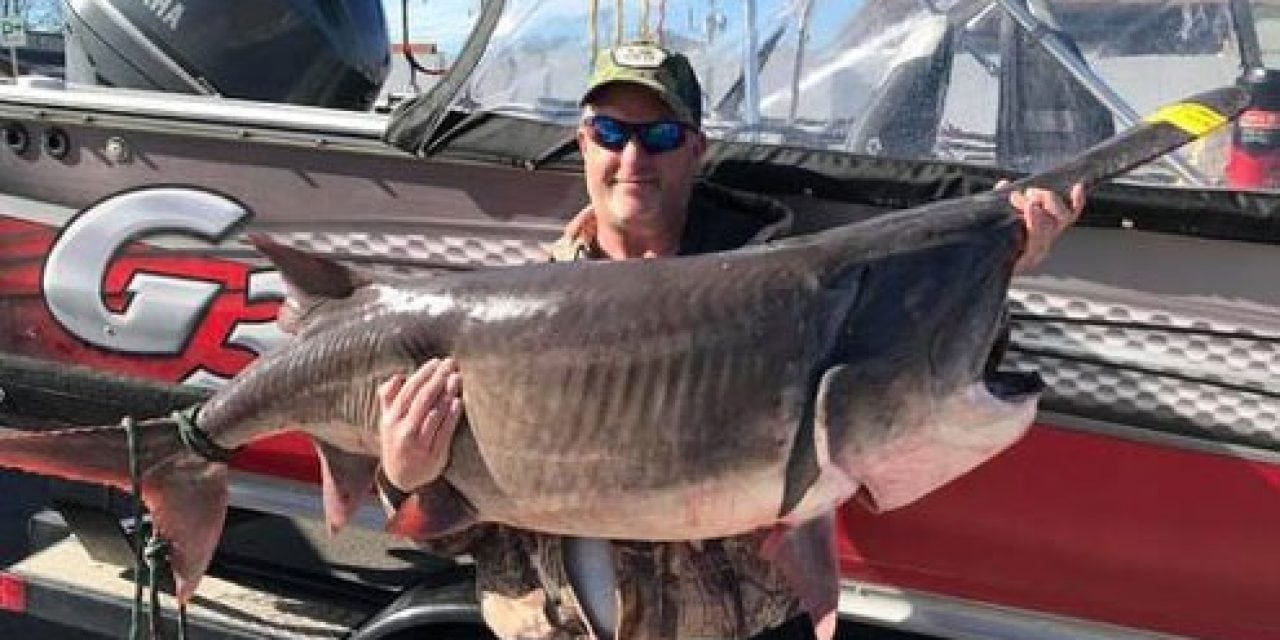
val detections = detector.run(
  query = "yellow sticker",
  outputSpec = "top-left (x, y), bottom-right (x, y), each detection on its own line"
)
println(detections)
top-left (1144, 102), bottom-right (1228, 137)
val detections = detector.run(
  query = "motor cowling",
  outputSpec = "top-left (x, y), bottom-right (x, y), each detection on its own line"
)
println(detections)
top-left (63, 0), bottom-right (389, 111)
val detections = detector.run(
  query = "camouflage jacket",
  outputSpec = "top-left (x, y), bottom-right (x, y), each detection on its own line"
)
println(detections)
top-left (407, 182), bottom-right (803, 640)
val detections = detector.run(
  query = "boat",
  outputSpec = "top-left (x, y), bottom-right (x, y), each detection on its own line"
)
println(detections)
top-left (0, 0), bottom-right (1277, 638)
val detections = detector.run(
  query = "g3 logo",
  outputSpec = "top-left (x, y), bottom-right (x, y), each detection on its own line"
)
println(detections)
top-left (42, 187), bottom-right (287, 386)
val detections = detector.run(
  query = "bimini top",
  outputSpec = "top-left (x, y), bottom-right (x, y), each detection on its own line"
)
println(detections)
top-left (387, 0), bottom-right (1278, 193)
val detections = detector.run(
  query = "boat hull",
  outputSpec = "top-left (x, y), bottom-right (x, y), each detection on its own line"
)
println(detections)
top-left (839, 419), bottom-right (1280, 640)
top-left (1, 91), bottom-right (1277, 640)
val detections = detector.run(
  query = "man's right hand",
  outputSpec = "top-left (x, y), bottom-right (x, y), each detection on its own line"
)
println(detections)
top-left (377, 357), bottom-right (463, 494)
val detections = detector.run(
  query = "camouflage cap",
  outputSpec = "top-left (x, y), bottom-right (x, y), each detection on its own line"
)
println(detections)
top-left (581, 42), bottom-right (703, 129)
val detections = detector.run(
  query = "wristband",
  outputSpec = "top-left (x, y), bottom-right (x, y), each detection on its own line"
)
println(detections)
top-left (376, 468), bottom-right (411, 510)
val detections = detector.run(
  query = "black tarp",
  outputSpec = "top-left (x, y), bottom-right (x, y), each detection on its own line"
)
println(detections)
top-left (386, 107), bottom-right (1280, 245)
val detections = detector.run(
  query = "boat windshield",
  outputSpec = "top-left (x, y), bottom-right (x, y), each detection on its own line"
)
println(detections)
top-left (450, 0), bottom-right (1280, 189)
top-left (5, 0), bottom-right (1280, 190)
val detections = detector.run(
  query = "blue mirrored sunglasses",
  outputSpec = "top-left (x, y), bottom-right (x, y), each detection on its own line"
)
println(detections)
top-left (584, 115), bottom-right (688, 154)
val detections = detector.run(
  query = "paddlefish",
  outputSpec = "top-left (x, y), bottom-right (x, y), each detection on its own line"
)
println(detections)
top-left (0, 86), bottom-right (1247, 637)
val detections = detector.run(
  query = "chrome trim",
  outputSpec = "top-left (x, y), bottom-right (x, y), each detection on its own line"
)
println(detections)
top-left (1037, 410), bottom-right (1280, 466)
top-left (741, 0), bottom-right (762, 137)
top-left (0, 190), bottom-right (76, 227)
top-left (0, 83), bottom-right (396, 153)
top-left (840, 580), bottom-right (1188, 640)
top-left (788, 0), bottom-right (816, 125)
top-left (228, 470), bottom-right (387, 530)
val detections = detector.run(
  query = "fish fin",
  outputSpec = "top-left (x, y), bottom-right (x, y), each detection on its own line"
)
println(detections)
top-left (0, 425), bottom-right (146, 489)
top-left (247, 234), bottom-right (373, 333)
top-left (781, 365), bottom-right (859, 523)
top-left (313, 440), bottom-right (379, 533)
top-left (248, 234), bottom-right (371, 298)
top-left (761, 513), bottom-right (839, 640)
top-left (141, 453), bottom-right (229, 604)
top-left (386, 479), bottom-right (478, 541)
top-left (779, 436), bottom-right (819, 520)
top-left (780, 363), bottom-right (849, 519)
top-left (0, 421), bottom-right (228, 603)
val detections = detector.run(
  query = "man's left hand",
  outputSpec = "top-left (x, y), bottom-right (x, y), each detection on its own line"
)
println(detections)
top-left (1003, 182), bottom-right (1086, 274)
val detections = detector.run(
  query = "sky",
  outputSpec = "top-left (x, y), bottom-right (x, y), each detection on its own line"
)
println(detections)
top-left (8, 0), bottom-right (849, 59)
top-left (12, 0), bottom-right (60, 32)
top-left (10, 0), bottom-right (484, 49)
top-left (382, 0), bottom-right (482, 59)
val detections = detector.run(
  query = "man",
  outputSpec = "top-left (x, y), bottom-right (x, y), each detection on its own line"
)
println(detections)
top-left (376, 42), bottom-right (1084, 639)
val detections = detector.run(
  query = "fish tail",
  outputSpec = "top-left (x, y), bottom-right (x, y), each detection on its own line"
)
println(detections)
top-left (0, 418), bottom-right (228, 603)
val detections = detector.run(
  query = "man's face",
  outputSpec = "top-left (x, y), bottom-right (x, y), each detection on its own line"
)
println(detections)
top-left (579, 84), bottom-right (706, 239)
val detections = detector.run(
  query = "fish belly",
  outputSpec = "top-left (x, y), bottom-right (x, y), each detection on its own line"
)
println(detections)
top-left (446, 282), bottom-right (818, 539)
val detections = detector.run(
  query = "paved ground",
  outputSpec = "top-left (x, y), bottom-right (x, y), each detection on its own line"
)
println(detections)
top-left (0, 472), bottom-right (99, 637)
top-left (0, 612), bottom-right (103, 638)
top-left (0, 616), bottom-right (930, 639)
top-left (0, 615), bottom-right (933, 640)
top-left (0, 472), bottom-right (47, 567)
top-left (0, 472), bottom-right (938, 639)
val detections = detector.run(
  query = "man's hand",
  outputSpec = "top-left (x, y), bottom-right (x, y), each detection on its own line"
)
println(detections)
top-left (378, 357), bottom-right (463, 493)
top-left (1002, 182), bottom-right (1086, 274)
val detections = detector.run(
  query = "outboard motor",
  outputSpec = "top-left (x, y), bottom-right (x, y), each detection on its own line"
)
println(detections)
top-left (1225, 67), bottom-right (1280, 189)
top-left (62, 0), bottom-right (389, 111)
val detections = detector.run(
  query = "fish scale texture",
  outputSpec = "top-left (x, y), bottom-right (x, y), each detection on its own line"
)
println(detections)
top-left (446, 252), bottom-right (826, 537)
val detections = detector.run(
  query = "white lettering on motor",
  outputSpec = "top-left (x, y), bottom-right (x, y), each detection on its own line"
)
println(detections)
top-left (141, 0), bottom-right (184, 30)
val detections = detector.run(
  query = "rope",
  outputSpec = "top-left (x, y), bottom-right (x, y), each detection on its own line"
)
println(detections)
top-left (125, 416), bottom-right (145, 640)
top-left (146, 537), bottom-right (165, 638)
top-left (144, 536), bottom-right (188, 640)
top-left (172, 406), bottom-right (237, 463)
top-left (125, 414), bottom-right (195, 639)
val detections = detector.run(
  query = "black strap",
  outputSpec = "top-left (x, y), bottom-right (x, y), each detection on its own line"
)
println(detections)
top-left (748, 615), bottom-right (818, 640)
top-left (171, 405), bottom-right (238, 463)
top-left (376, 468), bottom-right (411, 511)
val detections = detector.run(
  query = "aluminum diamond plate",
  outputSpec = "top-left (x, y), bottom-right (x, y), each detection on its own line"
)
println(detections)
top-left (266, 230), bottom-right (551, 269)
top-left (1008, 286), bottom-right (1280, 449)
